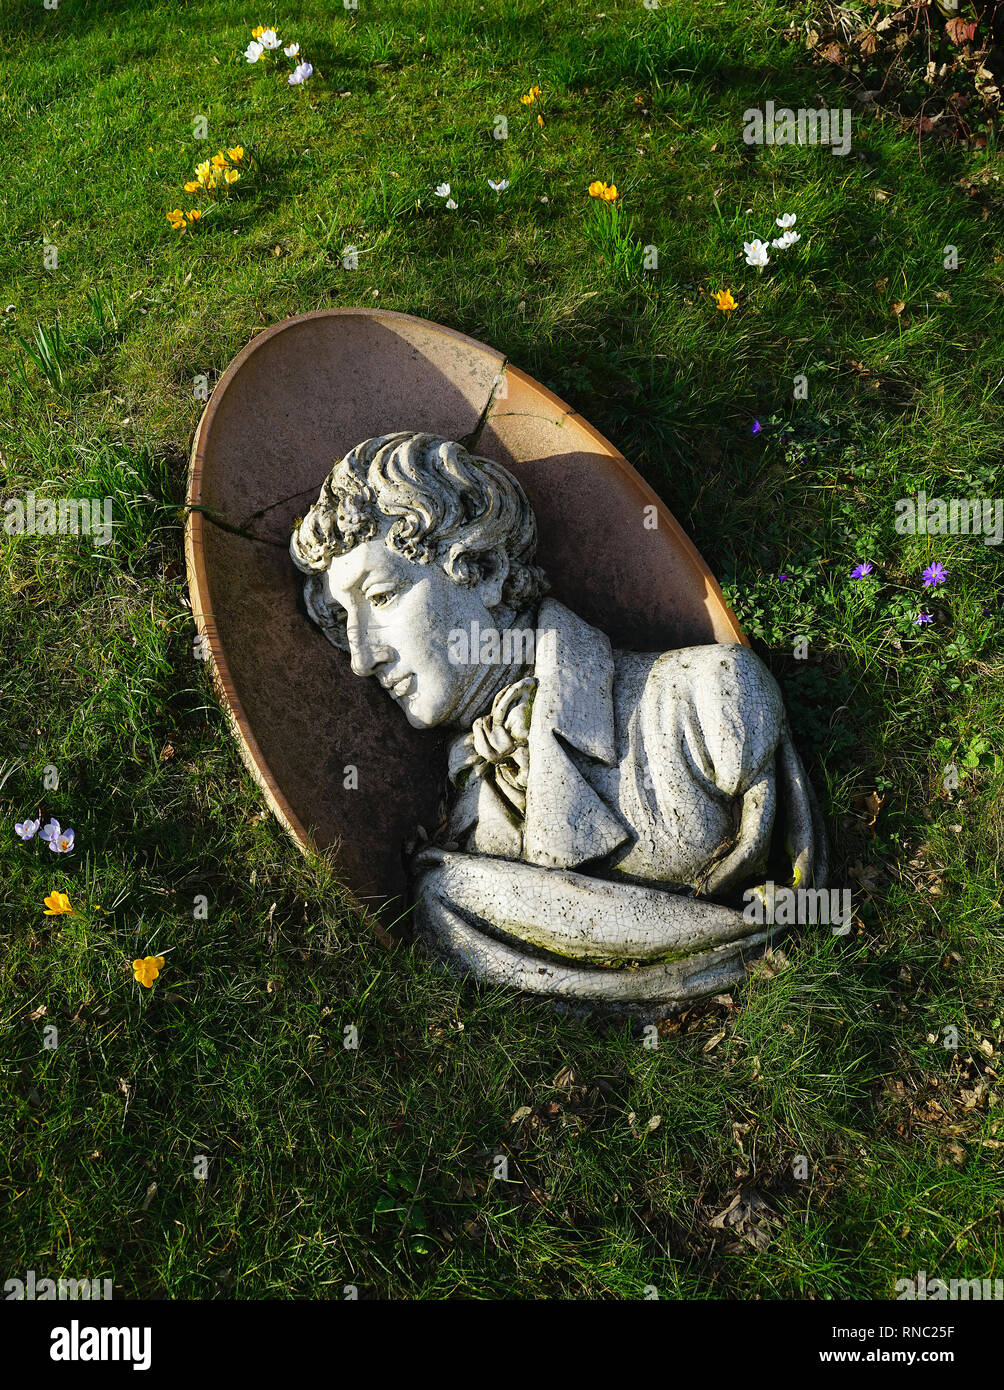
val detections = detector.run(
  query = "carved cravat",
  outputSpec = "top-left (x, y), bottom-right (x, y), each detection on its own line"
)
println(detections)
top-left (447, 676), bottom-right (537, 818)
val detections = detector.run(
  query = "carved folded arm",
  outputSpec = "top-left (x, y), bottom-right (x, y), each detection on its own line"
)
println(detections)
top-left (412, 847), bottom-right (759, 963)
top-left (410, 848), bottom-right (775, 1010)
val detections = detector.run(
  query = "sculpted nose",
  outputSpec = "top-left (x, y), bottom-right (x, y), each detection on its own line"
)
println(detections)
top-left (347, 621), bottom-right (384, 679)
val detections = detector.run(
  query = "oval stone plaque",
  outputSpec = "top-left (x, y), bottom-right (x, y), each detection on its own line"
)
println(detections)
top-left (185, 308), bottom-right (748, 919)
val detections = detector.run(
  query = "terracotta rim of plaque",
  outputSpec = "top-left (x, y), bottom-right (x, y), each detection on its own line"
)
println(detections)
top-left (185, 307), bottom-right (747, 912)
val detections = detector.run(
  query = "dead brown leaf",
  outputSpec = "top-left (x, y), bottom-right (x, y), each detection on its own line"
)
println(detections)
top-left (946, 17), bottom-right (979, 45)
top-left (707, 1186), bottom-right (780, 1252)
top-left (853, 789), bottom-right (886, 828)
top-left (849, 859), bottom-right (885, 895)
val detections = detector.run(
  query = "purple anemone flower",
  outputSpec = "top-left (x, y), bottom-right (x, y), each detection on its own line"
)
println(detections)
top-left (922, 562), bottom-right (947, 588)
top-left (850, 562), bottom-right (874, 580)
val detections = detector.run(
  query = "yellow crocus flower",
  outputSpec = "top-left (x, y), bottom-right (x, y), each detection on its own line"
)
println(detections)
top-left (132, 955), bottom-right (166, 988)
top-left (43, 891), bottom-right (74, 916)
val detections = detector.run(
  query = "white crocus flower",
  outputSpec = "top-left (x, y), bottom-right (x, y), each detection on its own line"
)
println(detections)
top-left (244, 40), bottom-right (264, 63)
top-left (434, 183), bottom-right (451, 198)
top-left (744, 239), bottom-right (769, 269)
top-left (776, 212), bottom-right (797, 229)
top-left (487, 178), bottom-right (510, 193)
top-left (260, 29), bottom-right (281, 50)
top-left (445, 198), bottom-right (458, 210)
top-left (284, 42), bottom-right (300, 57)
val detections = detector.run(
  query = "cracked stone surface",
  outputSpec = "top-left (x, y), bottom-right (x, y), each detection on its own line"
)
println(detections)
top-left (186, 309), bottom-right (759, 927)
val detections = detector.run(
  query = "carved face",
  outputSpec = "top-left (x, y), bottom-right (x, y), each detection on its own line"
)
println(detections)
top-left (321, 534), bottom-right (505, 729)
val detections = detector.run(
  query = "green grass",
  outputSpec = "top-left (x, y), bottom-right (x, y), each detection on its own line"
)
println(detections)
top-left (1, 0), bottom-right (1003, 1299)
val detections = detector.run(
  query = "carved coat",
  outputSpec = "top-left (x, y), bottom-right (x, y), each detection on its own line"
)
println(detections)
top-left (442, 597), bottom-right (817, 896)
top-left (412, 598), bottom-right (824, 1008)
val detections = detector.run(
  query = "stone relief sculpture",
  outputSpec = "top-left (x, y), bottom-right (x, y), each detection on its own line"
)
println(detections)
top-left (290, 430), bottom-right (827, 1013)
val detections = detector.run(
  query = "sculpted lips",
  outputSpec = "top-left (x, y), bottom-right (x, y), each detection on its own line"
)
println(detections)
top-left (383, 673), bottom-right (414, 699)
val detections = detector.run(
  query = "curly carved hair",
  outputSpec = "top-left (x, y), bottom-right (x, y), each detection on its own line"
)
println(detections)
top-left (289, 432), bottom-right (549, 650)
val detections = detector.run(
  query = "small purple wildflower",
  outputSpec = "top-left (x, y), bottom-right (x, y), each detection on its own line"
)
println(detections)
top-left (14, 818), bottom-right (40, 841)
top-left (752, 419), bottom-right (762, 436)
top-left (778, 573), bottom-right (789, 582)
top-left (914, 612), bottom-right (934, 626)
top-left (850, 562), bottom-right (874, 580)
top-left (922, 562), bottom-right (948, 588)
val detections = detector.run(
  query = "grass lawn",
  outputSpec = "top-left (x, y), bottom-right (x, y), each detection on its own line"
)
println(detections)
top-left (1, 0), bottom-right (1003, 1300)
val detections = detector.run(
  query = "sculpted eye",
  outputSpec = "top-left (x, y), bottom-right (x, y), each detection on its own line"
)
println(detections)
top-left (369, 587), bottom-right (399, 608)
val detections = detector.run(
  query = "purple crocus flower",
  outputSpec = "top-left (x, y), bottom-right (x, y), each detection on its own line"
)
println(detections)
top-left (914, 612), bottom-right (934, 625)
top-left (40, 819), bottom-right (75, 853)
top-left (288, 61), bottom-right (313, 85)
top-left (850, 562), bottom-right (874, 580)
top-left (14, 818), bottom-right (40, 841)
top-left (922, 562), bottom-right (947, 587)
